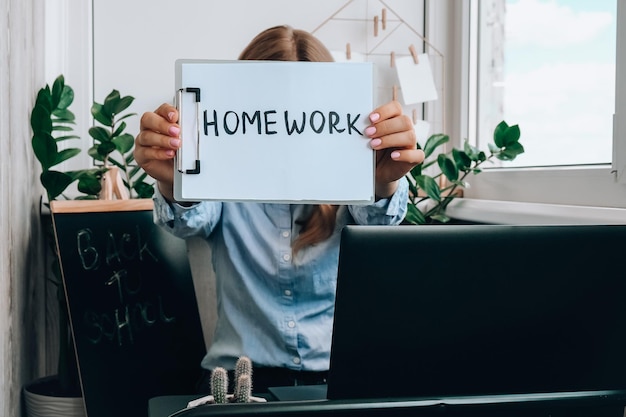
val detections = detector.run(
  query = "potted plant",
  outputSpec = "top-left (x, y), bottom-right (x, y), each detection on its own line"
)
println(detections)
top-left (185, 356), bottom-right (266, 409)
top-left (404, 120), bottom-right (524, 224)
top-left (24, 74), bottom-right (153, 417)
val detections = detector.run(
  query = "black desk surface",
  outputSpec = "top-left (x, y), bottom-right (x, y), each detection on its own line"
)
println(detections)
top-left (149, 391), bottom-right (626, 417)
top-left (149, 395), bottom-right (200, 417)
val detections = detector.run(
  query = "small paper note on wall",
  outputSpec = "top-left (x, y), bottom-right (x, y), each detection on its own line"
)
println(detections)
top-left (395, 53), bottom-right (438, 105)
top-left (174, 60), bottom-right (374, 204)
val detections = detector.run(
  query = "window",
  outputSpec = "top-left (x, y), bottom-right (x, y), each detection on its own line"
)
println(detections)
top-left (475, 0), bottom-right (616, 168)
top-left (427, 0), bottom-right (626, 221)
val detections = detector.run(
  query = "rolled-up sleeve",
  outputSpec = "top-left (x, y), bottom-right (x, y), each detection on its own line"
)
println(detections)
top-left (348, 176), bottom-right (409, 225)
top-left (152, 186), bottom-right (222, 239)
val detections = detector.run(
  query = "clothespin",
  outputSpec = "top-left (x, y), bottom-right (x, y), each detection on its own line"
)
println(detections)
top-left (412, 109), bottom-right (418, 125)
top-left (390, 51), bottom-right (395, 68)
top-left (392, 85), bottom-right (397, 101)
top-left (409, 44), bottom-right (419, 64)
top-left (346, 43), bottom-right (351, 60)
top-left (99, 166), bottom-right (130, 200)
top-left (382, 8), bottom-right (387, 30)
top-left (374, 15), bottom-right (379, 37)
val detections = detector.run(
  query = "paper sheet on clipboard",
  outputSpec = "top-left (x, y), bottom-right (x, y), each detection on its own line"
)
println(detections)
top-left (173, 60), bottom-right (374, 204)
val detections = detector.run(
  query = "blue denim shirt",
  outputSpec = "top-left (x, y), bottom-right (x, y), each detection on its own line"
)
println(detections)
top-left (153, 178), bottom-right (408, 371)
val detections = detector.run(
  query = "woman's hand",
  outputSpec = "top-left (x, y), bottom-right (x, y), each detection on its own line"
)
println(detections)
top-left (134, 103), bottom-right (181, 201)
top-left (365, 101), bottom-right (425, 199)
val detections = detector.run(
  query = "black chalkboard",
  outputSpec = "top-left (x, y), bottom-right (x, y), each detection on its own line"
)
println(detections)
top-left (51, 200), bottom-right (206, 417)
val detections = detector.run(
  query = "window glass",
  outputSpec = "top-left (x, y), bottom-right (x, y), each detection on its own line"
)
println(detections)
top-left (476, 0), bottom-right (616, 168)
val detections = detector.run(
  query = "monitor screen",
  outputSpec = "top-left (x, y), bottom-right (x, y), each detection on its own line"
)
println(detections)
top-left (327, 224), bottom-right (626, 401)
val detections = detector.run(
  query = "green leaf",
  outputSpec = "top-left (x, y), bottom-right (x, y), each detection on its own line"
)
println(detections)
top-left (97, 141), bottom-right (117, 157)
top-left (112, 121), bottom-right (127, 138)
top-left (423, 134), bottom-right (449, 159)
top-left (51, 75), bottom-right (64, 108)
top-left (409, 163), bottom-right (422, 179)
top-left (57, 85), bottom-right (74, 111)
top-left (31, 104), bottom-right (52, 134)
top-left (404, 203), bottom-right (426, 225)
top-left (52, 126), bottom-right (76, 133)
top-left (116, 113), bottom-right (137, 124)
top-left (32, 132), bottom-right (57, 169)
top-left (88, 146), bottom-right (105, 162)
top-left (91, 103), bottom-right (113, 127)
top-left (107, 157), bottom-right (124, 170)
top-left (452, 148), bottom-right (471, 170)
top-left (125, 153), bottom-right (136, 165)
top-left (498, 142), bottom-right (525, 161)
top-left (406, 176), bottom-right (418, 202)
top-left (35, 87), bottom-right (53, 113)
top-left (41, 170), bottom-right (74, 201)
top-left (102, 90), bottom-right (121, 118)
top-left (113, 133), bottom-right (134, 154)
top-left (415, 175), bottom-right (441, 202)
top-left (134, 181), bottom-right (155, 199)
top-left (55, 134), bottom-right (81, 142)
top-left (493, 121), bottom-right (521, 148)
top-left (66, 168), bottom-right (103, 181)
top-left (77, 173), bottom-right (102, 195)
top-left (438, 154), bottom-right (459, 181)
top-left (54, 148), bottom-right (81, 165)
top-left (89, 126), bottom-right (111, 142)
top-left (430, 213), bottom-right (451, 223)
top-left (52, 108), bottom-right (76, 122)
top-left (131, 170), bottom-right (148, 183)
top-left (463, 140), bottom-right (486, 162)
top-left (113, 96), bottom-right (134, 115)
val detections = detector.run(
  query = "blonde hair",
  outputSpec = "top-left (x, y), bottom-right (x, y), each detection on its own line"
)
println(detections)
top-left (239, 26), bottom-right (339, 253)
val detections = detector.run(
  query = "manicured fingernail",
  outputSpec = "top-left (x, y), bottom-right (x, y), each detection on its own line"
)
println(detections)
top-left (365, 126), bottom-right (377, 136)
top-left (168, 126), bottom-right (180, 137)
top-left (165, 150), bottom-right (175, 157)
top-left (391, 151), bottom-right (401, 159)
top-left (169, 138), bottom-right (181, 148)
top-left (369, 113), bottom-right (380, 122)
top-left (168, 112), bottom-right (176, 121)
top-left (370, 138), bottom-right (382, 148)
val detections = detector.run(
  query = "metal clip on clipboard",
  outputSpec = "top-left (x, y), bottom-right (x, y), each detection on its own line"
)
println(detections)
top-left (176, 87), bottom-right (201, 174)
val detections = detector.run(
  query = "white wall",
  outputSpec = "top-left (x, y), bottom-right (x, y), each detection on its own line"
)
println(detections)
top-left (1, 0), bottom-right (47, 416)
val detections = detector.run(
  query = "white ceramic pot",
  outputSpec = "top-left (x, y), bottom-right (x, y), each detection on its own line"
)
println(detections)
top-left (23, 375), bottom-right (86, 417)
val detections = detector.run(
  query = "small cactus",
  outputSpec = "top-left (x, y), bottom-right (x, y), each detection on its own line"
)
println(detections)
top-left (235, 356), bottom-right (252, 381)
top-left (210, 367), bottom-right (229, 404)
top-left (234, 374), bottom-right (252, 403)
top-left (234, 356), bottom-right (253, 401)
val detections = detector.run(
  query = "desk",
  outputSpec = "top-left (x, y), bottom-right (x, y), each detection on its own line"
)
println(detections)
top-left (149, 395), bottom-right (199, 417)
top-left (149, 392), bottom-right (626, 417)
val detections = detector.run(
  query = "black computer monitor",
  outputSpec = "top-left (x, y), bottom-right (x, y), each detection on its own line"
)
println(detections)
top-left (327, 224), bottom-right (626, 401)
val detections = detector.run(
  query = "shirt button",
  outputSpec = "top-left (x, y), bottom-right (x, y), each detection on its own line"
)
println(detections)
top-left (282, 253), bottom-right (291, 262)
top-left (293, 357), bottom-right (301, 365)
top-left (288, 320), bottom-right (296, 328)
top-left (284, 289), bottom-right (292, 296)
top-left (281, 231), bottom-right (290, 238)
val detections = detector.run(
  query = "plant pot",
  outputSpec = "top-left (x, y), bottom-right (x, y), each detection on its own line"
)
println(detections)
top-left (23, 375), bottom-right (86, 417)
top-left (186, 394), bottom-right (267, 408)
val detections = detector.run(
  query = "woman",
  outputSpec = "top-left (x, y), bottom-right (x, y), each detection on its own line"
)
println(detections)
top-left (134, 25), bottom-right (425, 394)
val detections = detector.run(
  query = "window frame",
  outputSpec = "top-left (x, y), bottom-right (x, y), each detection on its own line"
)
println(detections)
top-left (426, 0), bottom-right (626, 224)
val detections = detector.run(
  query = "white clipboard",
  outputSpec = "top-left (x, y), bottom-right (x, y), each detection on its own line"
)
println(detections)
top-left (174, 59), bottom-right (374, 204)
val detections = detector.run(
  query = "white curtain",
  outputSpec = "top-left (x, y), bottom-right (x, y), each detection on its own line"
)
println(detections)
top-left (0, 0), bottom-right (48, 415)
